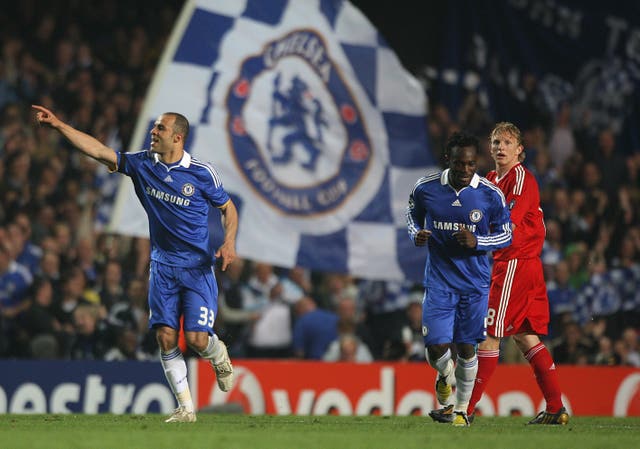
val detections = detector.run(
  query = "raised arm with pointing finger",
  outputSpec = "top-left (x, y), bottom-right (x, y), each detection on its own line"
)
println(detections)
top-left (32, 104), bottom-right (238, 424)
top-left (33, 105), bottom-right (117, 171)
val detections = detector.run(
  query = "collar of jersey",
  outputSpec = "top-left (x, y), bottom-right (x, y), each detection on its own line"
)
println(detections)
top-left (441, 169), bottom-right (480, 188)
top-left (148, 150), bottom-right (191, 170)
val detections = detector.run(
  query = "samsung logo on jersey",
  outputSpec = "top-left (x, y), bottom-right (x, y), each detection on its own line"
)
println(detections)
top-left (145, 186), bottom-right (190, 206)
top-left (432, 221), bottom-right (476, 232)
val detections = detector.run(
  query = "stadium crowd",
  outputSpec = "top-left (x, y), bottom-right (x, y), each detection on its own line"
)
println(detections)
top-left (0, 1), bottom-right (639, 367)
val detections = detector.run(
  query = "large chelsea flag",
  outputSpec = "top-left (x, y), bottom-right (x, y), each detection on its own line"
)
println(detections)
top-left (108, 0), bottom-right (436, 282)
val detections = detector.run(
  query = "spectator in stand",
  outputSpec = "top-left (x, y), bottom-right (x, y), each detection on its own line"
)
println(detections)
top-left (610, 234), bottom-right (640, 330)
top-left (551, 321), bottom-right (591, 365)
top-left (16, 277), bottom-right (61, 358)
top-left (546, 261), bottom-right (577, 338)
top-left (241, 262), bottom-right (279, 313)
top-left (292, 296), bottom-right (338, 360)
top-left (564, 242), bottom-right (589, 291)
top-left (401, 294), bottom-right (426, 361)
top-left (75, 237), bottom-right (98, 287)
top-left (241, 263), bottom-right (291, 358)
top-left (357, 279), bottom-right (413, 360)
top-left (618, 327), bottom-right (640, 367)
top-left (317, 272), bottom-right (359, 311)
top-left (457, 92), bottom-right (493, 140)
top-left (106, 276), bottom-right (156, 358)
top-left (68, 303), bottom-right (110, 360)
top-left (591, 128), bottom-right (629, 201)
top-left (96, 259), bottom-right (126, 310)
top-left (546, 187), bottom-right (584, 246)
top-left (580, 316), bottom-right (606, 355)
top-left (216, 258), bottom-right (258, 356)
top-left (335, 335), bottom-right (358, 362)
top-left (580, 162), bottom-right (608, 244)
top-left (107, 277), bottom-right (147, 335)
top-left (530, 149), bottom-right (559, 203)
top-left (103, 324), bottom-right (152, 361)
top-left (52, 266), bottom-right (97, 334)
top-left (592, 335), bottom-right (620, 365)
top-left (30, 203), bottom-right (56, 244)
top-left (279, 266), bottom-right (312, 305)
top-left (52, 222), bottom-right (75, 266)
top-left (37, 250), bottom-right (61, 291)
top-left (575, 253), bottom-right (622, 333)
top-left (0, 229), bottom-right (33, 356)
top-left (8, 211), bottom-right (42, 276)
top-left (244, 282), bottom-right (292, 358)
top-left (336, 334), bottom-right (371, 363)
top-left (548, 101), bottom-right (575, 173)
top-left (1, 151), bottom-right (31, 211)
top-left (541, 219), bottom-right (563, 281)
top-left (335, 296), bottom-right (374, 353)
top-left (323, 318), bottom-right (373, 363)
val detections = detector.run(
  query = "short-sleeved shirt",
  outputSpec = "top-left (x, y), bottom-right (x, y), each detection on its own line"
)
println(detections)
top-left (117, 150), bottom-right (230, 268)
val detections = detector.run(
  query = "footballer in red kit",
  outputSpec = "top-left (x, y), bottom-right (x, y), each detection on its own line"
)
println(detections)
top-left (485, 164), bottom-right (549, 338)
top-left (471, 122), bottom-right (568, 424)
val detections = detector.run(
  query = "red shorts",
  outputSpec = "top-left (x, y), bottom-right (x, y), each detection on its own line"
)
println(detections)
top-left (487, 258), bottom-right (549, 337)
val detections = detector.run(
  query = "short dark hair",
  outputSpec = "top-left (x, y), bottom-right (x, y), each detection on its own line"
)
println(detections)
top-left (443, 131), bottom-right (479, 160)
top-left (165, 112), bottom-right (190, 143)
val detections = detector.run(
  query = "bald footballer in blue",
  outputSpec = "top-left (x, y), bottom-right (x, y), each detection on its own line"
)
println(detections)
top-left (33, 105), bottom-right (237, 423)
top-left (406, 131), bottom-right (511, 426)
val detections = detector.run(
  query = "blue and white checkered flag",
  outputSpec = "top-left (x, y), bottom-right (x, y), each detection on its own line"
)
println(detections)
top-left (109, 0), bottom-right (436, 281)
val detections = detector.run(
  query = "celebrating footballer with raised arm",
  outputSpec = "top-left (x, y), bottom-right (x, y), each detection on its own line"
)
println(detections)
top-left (407, 131), bottom-right (512, 427)
top-left (33, 104), bottom-right (238, 423)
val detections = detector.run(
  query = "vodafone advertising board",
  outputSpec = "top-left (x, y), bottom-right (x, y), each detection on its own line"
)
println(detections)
top-left (196, 361), bottom-right (640, 417)
top-left (0, 360), bottom-right (638, 416)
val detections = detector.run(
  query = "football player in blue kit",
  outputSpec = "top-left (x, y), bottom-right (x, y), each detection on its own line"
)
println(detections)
top-left (406, 131), bottom-right (512, 426)
top-left (33, 105), bottom-right (238, 423)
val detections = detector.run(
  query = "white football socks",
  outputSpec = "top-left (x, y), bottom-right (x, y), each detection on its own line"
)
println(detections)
top-left (198, 334), bottom-right (223, 362)
top-left (454, 354), bottom-right (478, 413)
top-left (160, 347), bottom-right (194, 412)
top-left (427, 348), bottom-right (454, 377)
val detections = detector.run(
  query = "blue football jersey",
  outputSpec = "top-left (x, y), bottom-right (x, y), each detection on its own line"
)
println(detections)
top-left (117, 150), bottom-right (230, 268)
top-left (407, 170), bottom-right (512, 293)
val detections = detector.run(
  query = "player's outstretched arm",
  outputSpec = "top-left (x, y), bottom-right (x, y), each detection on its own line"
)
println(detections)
top-left (32, 105), bottom-right (117, 171)
top-left (216, 199), bottom-right (238, 271)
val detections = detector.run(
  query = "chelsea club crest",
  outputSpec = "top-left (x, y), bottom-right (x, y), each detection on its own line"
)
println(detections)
top-left (469, 209), bottom-right (483, 223)
top-left (226, 29), bottom-right (373, 217)
top-left (181, 183), bottom-right (195, 197)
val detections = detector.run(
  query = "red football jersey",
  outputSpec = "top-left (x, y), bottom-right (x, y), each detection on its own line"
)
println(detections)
top-left (486, 163), bottom-right (545, 261)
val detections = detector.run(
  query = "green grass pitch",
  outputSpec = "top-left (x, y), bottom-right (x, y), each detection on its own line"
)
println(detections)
top-left (1, 414), bottom-right (640, 449)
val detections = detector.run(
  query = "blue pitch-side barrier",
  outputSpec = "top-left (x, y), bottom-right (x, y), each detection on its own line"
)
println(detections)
top-left (0, 360), bottom-right (173, 414)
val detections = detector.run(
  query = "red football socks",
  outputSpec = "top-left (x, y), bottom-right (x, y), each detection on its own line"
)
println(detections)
top-left (524, 342), bottom-right (563, 413)
top-left (467, 349), bottom-right (499, 415)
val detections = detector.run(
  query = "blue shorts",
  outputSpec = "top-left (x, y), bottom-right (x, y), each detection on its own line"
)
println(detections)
top-left (422, 287), bottom-right (488, 345)
top-left (148, 261), bottom-right (218, 334)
